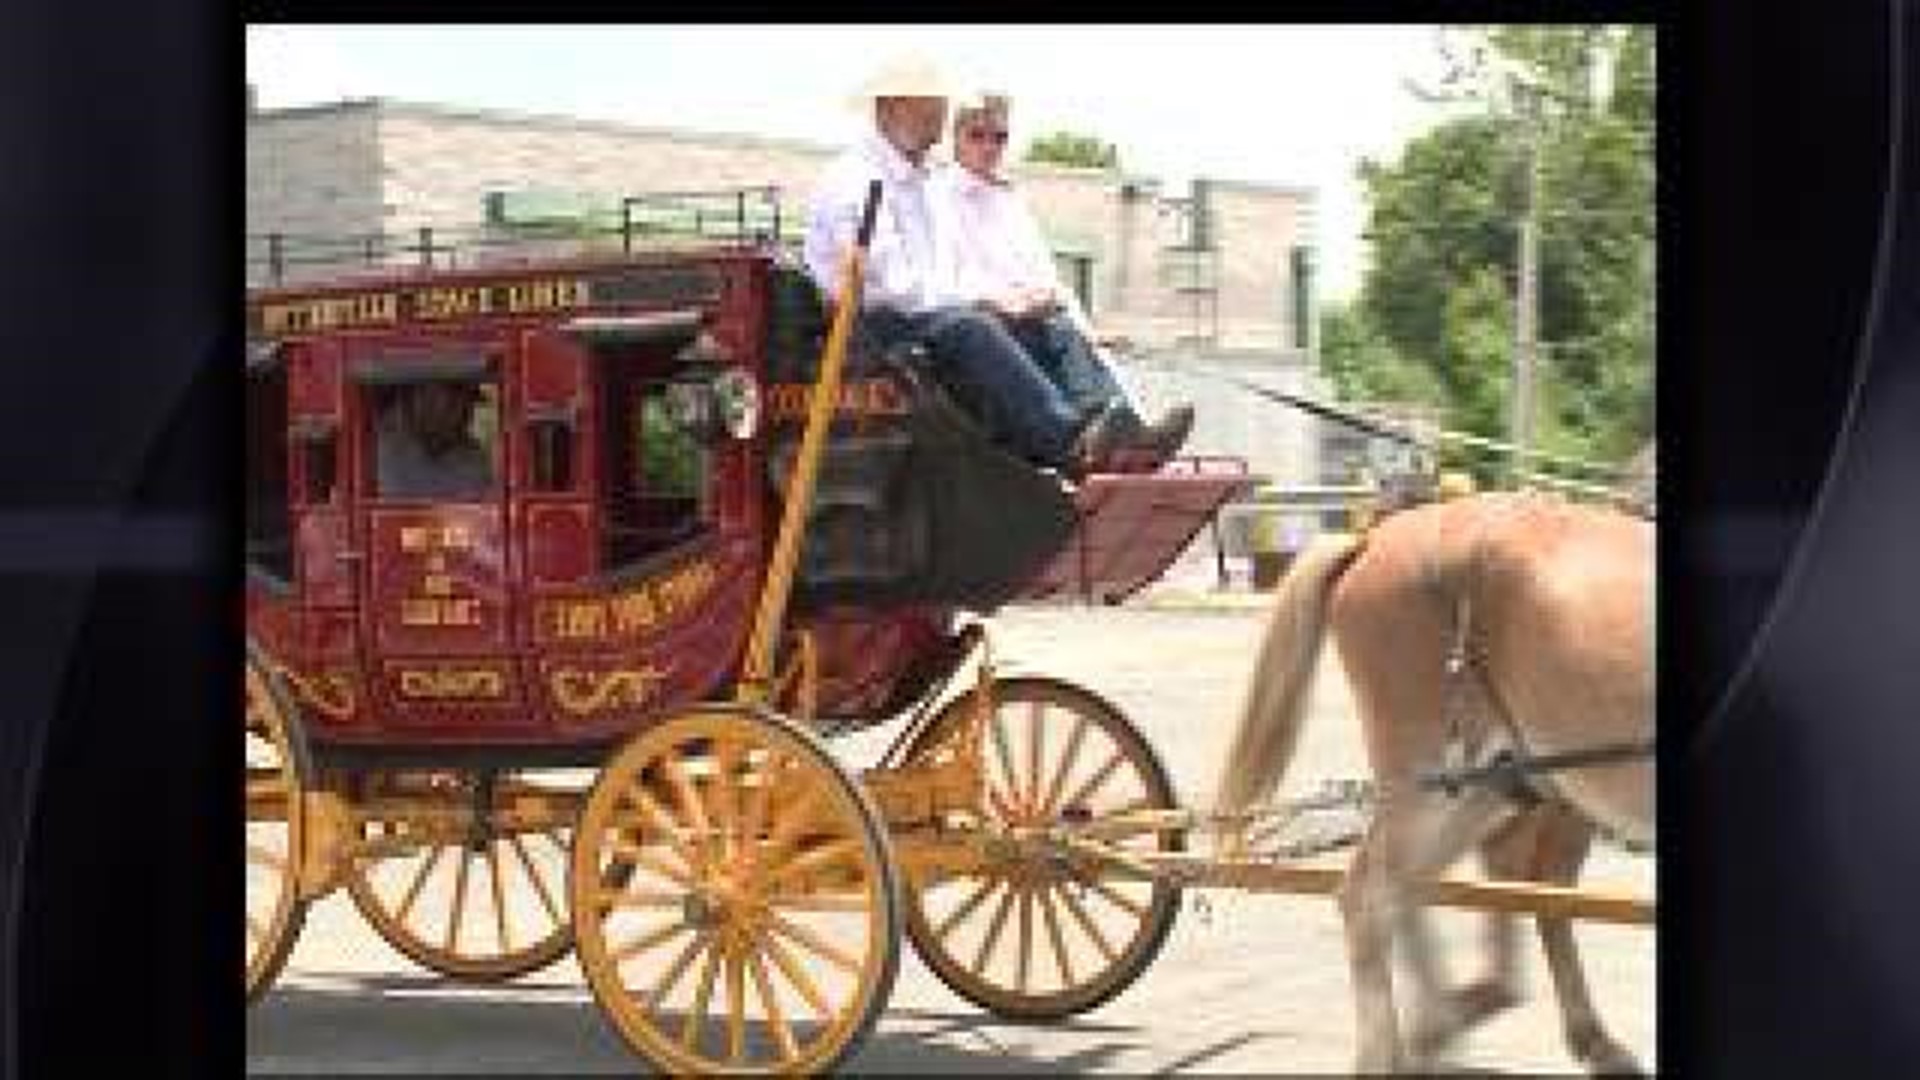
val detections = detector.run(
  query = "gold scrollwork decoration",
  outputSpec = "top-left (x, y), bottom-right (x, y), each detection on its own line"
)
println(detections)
top-left (548, 666), bottom-right (672, 715)
top-left (270, 664), bottom-right (357, 720)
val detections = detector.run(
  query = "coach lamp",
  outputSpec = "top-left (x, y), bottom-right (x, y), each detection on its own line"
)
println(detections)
top-left (658, 325), bottom-right (756, 444)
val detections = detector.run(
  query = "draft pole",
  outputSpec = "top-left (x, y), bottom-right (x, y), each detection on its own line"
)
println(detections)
top-left (737, 180), bottom-right (885, 705)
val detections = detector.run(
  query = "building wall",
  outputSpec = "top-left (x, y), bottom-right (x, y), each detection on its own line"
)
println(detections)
top-left (247, 100), bottom-right (1316, 361)
top-left (244, 102), bottom-right (384, 283)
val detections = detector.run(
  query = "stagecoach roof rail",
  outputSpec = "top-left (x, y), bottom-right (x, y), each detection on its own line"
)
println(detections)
top-left (247, 186), bottom-right (797, 286)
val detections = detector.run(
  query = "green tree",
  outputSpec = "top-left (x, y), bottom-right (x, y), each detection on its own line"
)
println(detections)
top-left (1023, 131), bottom-right (1120, 170)
top-left (1345, 25), bottom-right (1654, 474)
top-left (1318, 300), bottom-right (1441, 406)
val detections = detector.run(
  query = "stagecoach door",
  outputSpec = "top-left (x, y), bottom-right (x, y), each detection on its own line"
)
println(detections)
top-left (348, 341), bottom-right (523, 733)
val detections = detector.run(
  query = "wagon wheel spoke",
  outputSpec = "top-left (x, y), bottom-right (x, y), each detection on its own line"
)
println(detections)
top-left (394, 844), bottom-right (446, 926)
top-left (1083, 877), bottom-right (1150, 920)
top-left (765, 893), bottom-right (874, 914)
top-left (747, 942), bottom-right (800, 1065)
top-left (757, 783), bottom-right (824, 870)
top-left (760, 930), bottom-right (833, 1018)
top-left (1027, 701), bottom-right (1046, 818)
top-left (605, 837), bottom-right (695, 887)
top-left (1054, 881), bottom-right (1120, 965)
top-left (709, 736), bottom-right (742, 861)
top-left (970, 884), bottom-right (1018, 977)
top-left (1060, 750), bottom-right (1128, 816)
top-left (764, 838), bottom-right (863, 889)
top-left (657, 750), bottom-right (713, 864)
top-left (1015, 884), bottom-right (1035, 994)
top-left (764, 911), bottom-right (862, 975)
top-left (989, 713), bottom-right (1021, 813)
top-left (725, 948), bottom-right (748, 1065)
top-left (444, 849), bottom-right (471, 953)
top-left (1037, 885), bottom-right (1077, 988)
top-left (934, 876), bottom-right (1004, 943)
top-left (681, 941), bottom-right (723, 1053)
top-left (486, 846), bottom-right (512, 954)
top-left (611, 919), bottom-right (691, 966)
top-left (1041, 714), bottom-right (1092, 818)
top-left (644, 929), bottom-right (713, 1014)
top-left (508, 835), bottom-right (565, 926)
top-left (599, 888), bottom-right (691, 911)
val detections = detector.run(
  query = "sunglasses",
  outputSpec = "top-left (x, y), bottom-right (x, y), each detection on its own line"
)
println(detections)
top-left (962, 127), bottom-right (1010, 145)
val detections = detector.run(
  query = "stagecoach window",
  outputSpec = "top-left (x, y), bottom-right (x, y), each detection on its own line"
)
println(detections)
top-left (368, 379), bottom-right (501, 500)
top-left (596, 343), bottom-right (711, 570)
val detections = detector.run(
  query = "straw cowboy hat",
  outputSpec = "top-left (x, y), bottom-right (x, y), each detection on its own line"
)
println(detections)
top-left (846, 52), bottom-right (956, 110)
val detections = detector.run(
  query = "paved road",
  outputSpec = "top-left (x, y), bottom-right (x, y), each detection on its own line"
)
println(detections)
top-left (248, 602), bottom-right (1655, 1075)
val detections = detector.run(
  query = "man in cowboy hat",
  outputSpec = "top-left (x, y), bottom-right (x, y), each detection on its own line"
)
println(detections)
top-left (803, 53), bottom-right (1145, 479)
top-left (936, 88), bottom-right (1194, 471)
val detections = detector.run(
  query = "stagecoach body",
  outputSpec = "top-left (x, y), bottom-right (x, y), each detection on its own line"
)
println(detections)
top-left (247, 248), bottom-right (1243, 756)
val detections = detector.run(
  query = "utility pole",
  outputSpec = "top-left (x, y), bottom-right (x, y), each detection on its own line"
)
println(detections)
top-left (1512, 83), bottom-right (1542, 480)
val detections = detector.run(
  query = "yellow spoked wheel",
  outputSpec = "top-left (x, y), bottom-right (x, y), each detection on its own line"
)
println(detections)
top-left (571, 707), bottom-right (901, 1075)
top-left (245, 652), bottom-right (309, 1003)
top-left (347, 771), bottom-right (579, 982)
top-left (902, 676), bottom-right (1182, 1020)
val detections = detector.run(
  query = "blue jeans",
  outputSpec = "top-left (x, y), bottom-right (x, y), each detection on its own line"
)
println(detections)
top-left (862, 306), bottom-right (1090, 467)
top-left (1001, 310), bottom-right (1131, 424)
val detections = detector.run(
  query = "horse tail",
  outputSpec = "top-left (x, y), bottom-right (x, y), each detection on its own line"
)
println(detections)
top-left (1213, 531), bottom-right (1367, 818)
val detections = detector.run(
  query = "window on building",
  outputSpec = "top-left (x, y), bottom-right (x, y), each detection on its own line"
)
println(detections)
top-left (597, 343), bottom-right (711, 571)
top-left (1290, 246), bottom-right (1315, 350)
top-left (1053, 253), bottom-right (1094, 316)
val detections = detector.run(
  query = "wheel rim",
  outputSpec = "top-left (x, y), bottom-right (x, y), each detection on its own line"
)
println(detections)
top-left (245, 660), bottom-right (306, 1002)
top-left (348, 771), bottom-right (578, 982)
top-left (902, 677), bottom-right (1181, 1019)
top-left (572, 709), bottom-right (900, 1075)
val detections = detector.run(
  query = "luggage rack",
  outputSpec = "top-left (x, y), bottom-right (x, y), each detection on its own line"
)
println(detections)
top-left (248, 186), bottom-right (798, 287)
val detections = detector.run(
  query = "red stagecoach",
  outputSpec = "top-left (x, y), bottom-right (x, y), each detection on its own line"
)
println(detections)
top-left (245, 190), bottom-right (1250, 1071)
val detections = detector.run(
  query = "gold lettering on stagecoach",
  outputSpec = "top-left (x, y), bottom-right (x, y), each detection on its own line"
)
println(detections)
top-left (545, 557), bottom-right (721, 642)
top-left (548, 665), bottom-right (672, 715)
top-left (400, 596), bottom-right (483, 628)
top-left (766, 379), bottom-right (911, 423)
top-left (422, 573), bottom-right (455, 598)
top-left (400, 524), bottom-right (475, 554)
top-left (256, 292), bottom-right (400, 335)
top-left (397, 666), bottom-right (507, 701)
top-left (253, 277), bottom-right (592, 337)
top-left (556, 603), bottom-right (608, 641)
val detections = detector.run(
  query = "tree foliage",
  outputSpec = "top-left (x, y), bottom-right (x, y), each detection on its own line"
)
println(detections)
top-left (1022, 130), bottom-right (1121, 170)
top-left (1321, 26), bottom-right (1655, 479)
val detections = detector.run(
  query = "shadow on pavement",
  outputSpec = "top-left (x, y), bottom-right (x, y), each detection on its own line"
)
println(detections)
top-left (246, 978), bottom-right (1161, 1075)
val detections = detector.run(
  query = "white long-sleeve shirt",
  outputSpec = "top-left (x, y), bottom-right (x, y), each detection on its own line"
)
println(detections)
top-left (933, 164), bottom-right (1096, 339)
top-left (803, 132), bottom-right (957, 314)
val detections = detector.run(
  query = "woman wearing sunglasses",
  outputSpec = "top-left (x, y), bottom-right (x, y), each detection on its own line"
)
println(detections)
top-left (936, 90), bottom-right (1194, 474)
